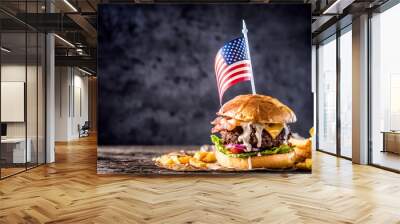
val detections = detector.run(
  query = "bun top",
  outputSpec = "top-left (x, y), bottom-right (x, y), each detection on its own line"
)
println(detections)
top-left (217, 94), bottom-right (296, 123)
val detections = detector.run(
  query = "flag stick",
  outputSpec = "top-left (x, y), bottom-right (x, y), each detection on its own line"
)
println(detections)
top-left (242, 19), bottom-right (256, 94)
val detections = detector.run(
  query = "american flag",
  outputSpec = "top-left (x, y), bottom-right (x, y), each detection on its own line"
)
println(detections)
top-left (214, 35), bottom-right (253, 103)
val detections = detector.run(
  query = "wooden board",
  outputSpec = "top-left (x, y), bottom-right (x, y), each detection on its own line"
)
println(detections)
top-left (97, 146), bottom-right (309, 175)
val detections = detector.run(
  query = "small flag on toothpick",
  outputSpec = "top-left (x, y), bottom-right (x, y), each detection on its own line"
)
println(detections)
top-left (214, 20), bottom-right (256, 104)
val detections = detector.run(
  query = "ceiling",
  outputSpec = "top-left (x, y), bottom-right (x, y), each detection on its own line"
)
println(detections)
top-left (0, 0), bottom-right (391, 74)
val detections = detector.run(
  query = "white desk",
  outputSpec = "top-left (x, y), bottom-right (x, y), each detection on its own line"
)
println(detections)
top-left (1, 138), bottom-right (31, 163)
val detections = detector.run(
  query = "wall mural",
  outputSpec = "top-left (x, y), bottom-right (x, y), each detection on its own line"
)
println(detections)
top-left (97, 4), bottom-right (313, 175)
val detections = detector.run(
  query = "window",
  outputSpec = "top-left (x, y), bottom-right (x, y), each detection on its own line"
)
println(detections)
top-left (339, 28), bottom-right (352, 158)
top-left (370, 3), bottom-right (400, 171)
top-left (317, 26), bottom-right (353, 159)
top-left (317, 36), bottom-right (337, 154)
top-left (0, 1), bottom-right (46, 179)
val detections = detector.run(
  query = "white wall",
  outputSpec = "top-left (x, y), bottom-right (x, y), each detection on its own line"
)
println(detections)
top-left (72, 73), bottom-right (89, 138)
top-left (55, 67), bottom-right (89, 141)
top-left (55, 67), bottom-right (70, 141)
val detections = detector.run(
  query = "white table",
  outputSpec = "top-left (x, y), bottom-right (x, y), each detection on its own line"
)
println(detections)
top-left (1, 138), bottom-right (31, 163)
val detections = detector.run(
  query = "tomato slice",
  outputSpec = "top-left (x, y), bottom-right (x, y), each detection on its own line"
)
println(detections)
top-left (229, 147), bottom-right (244, 154)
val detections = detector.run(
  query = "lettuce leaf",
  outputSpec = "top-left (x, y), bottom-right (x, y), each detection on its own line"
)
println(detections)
top-left (210, 135), bottom-right (293, 158)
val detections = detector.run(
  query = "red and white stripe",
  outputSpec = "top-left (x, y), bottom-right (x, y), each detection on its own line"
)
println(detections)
top-left (215, 51), bottom-right (252, 102)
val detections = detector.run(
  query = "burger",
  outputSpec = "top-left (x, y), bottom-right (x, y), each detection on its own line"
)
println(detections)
top-left (210, 94), bottom-right (297, 170)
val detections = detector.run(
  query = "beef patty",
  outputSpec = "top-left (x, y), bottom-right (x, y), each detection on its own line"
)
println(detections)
top-left (220, 125), bottom-right (290, 148)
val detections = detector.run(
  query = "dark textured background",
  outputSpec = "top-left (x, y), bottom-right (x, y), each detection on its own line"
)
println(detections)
top-left (98, 4), bottom-right (312, 146)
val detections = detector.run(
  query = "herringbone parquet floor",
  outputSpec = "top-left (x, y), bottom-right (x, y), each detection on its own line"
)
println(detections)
top-left (1, 135), bottom-right (400, 224)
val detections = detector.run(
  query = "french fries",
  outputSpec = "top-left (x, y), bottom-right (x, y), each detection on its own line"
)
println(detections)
top-left (189, 152), bottom-right (217, 169)
top-left (309, 127), bottom-right (314, 137)
top-left (189, 157), bottom-right (208, 168)
top-left (154, 150), bottom-right (217, 171)
top-left (289, 138), bottom-right (312, 162)
top-left (202, 152), bottom-right (216, 163)
top-left (193, 151), bottom-right (216, 163)
top-left (194, 151), bottom-right (208, 161)
top-left (289, 128), bottom-right (313, 170)
top-left (295, 158), bottom-right (312, 170)
top-left (178, 156), bottom-right (191, 164)
top-left (169, 155), bottom-right (191, 165)
top-left (156, 155), bottom-right (176, 167)
top-left (194, 151), bottom-right (216, 163)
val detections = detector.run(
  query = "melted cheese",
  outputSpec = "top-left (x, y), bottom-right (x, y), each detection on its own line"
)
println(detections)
top-left (247, 157), bottom-right (253, 170)
top-left (237, 122), bottom-right (285, 151)
top-left (238, 122), bottom-right (253, 152)
top-left (264, 123), bottom-right (284, 139)
top-left (254, 123), bottom-right (264, 148)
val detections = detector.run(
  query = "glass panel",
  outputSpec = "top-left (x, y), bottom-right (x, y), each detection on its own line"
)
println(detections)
top-left (371, 4), bottom-right (400, 171)
top-left (38, 32), bottom-right (45, 165)
top-left (1, 31), bottom-right (27, 177)
top-left (26, 0), bottom-right (39, 169)
top-left (0, 1), bottom-right (46, 178)
top-left (27, 30), bottom-right (38, 169)
top-left (317, 36), bottom-right (337, 154)
top-left (339, 29), bottom-right (352, 158)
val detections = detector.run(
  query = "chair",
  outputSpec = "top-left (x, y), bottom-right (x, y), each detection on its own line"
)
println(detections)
top-left (78, 121), bottom-right (90, 138)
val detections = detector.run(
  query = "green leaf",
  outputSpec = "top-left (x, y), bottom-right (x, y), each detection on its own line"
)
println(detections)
top-left (210, 135), bottom-right (294, 158)
top-left (210, 134), bottom-right (229, 154)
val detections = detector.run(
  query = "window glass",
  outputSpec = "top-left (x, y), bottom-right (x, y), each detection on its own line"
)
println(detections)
top-left (0, 1), bottom-right (46, 179)
top-left (371, 4), bottom-right (400, 171)
top-left (1, 31), bottom-right (28, 177)
top-left (339, 29), bottom-right (352, 158)
top-left (318, 36), bottom-right (337, 154)
top-left (38, 32), bottom-right (45, 165)
top-left (23, 0), bottom-right (41, 170)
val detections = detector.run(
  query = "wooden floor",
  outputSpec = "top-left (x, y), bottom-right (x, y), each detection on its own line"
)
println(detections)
top-left (1, 167), bottom-right (26, 178)
top-left (1, 135), bottom-right (400, 224)
top-left (372, 150), bottom-right (400, 171)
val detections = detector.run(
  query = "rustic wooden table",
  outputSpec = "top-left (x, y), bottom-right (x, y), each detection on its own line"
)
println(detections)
top-left (97, 146), bottom-right (310, 175)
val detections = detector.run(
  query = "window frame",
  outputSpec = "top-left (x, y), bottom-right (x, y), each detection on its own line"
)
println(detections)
top-left (0, 1), bottom-right (47, 180)
top-left (316, 24), bottom-right (353, 161)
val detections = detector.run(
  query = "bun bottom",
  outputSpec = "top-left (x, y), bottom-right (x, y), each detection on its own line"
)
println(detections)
top-left (215, 150), bottom-right (296, 170)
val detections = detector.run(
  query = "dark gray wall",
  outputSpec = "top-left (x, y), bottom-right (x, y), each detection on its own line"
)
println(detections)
top-left (98, 4), bottom-right (312, 146)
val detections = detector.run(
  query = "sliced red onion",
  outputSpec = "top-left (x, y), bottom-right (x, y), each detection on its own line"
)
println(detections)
top-left (225, 144), bottom-right (264, 152)
top-left (225, 144), bottom-right (246, 150)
